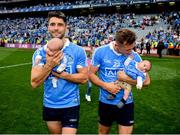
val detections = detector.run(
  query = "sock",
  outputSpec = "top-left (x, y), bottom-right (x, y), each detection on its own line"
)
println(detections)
top-left (117, 98), bottom-right (126, 109)
top-left (121, 98), bottom-right (126, 104)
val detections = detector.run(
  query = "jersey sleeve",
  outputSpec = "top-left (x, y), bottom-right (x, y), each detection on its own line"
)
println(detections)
top-left (91, 47), bottom-right (102, 67)
top-left (32, 48), bottom-right (45, 67)
top-left (76, 47), bottom-right (87, 69)
top-left (133, 51), bottom-right (142, 62)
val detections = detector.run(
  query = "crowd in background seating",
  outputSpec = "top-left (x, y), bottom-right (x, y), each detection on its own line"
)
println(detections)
top-left (0, 11), bottom-right (179, 55)
top-left (0, 0), bottom-right (132, 11)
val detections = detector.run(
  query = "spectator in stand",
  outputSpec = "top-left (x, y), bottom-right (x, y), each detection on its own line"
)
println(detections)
top-left (146, 40), bottom-right (151, 54)
top-left (140, 38), bottom-right (144, 54)
top-left (0, 38), bottom-right (5, 47)
top-left (168, 41), bottom-right (174, 55)
top-left (174, 42), bottom-right (180, 56)
top-left (0, 11), bottom-right (179, 48)
top-left (157, 40), bottom-right (164, 58)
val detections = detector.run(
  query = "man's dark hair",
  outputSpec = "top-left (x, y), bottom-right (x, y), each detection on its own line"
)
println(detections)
top-left (48, 11), bottom-right (67, 23)
top-left (115, 29), bottom-right (137, 46)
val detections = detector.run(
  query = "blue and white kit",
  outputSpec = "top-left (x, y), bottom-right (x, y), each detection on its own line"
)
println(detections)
top-left (92, 41), bottom-right (142, 105)
top-left (32, 39), bottom-right (87, 108)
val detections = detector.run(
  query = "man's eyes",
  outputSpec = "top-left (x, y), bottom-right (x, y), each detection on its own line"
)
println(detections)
top-left (49, 23), bottom-right (63, 26)
top-left (49, 23), bottom-right (55, 26)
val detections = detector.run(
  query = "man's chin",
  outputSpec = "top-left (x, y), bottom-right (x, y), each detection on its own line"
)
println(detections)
top-left (53, 36), bottom-right (62, 38)
top-left (51, 34), bottom-right (63, 39)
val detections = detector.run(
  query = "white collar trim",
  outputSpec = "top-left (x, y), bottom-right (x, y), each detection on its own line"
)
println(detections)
top-left (62, 38), bottom-right (70, 50)
top-left (109, 41), bottom-right (122, 56)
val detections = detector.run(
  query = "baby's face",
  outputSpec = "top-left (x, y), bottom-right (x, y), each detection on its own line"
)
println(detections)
top-left (46, 38), bottom-right (64, 56)
top-left (138, 60), bottom-right (151, 72)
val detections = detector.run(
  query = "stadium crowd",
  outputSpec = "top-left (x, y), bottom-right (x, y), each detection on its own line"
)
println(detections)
top-left (0, 11), bottom-right (179, 55)
top-left (0, 0), bottom-right (131, 11)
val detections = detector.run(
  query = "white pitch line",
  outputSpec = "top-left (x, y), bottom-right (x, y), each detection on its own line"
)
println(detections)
top-left (0, 62), bottom-right (31, 69)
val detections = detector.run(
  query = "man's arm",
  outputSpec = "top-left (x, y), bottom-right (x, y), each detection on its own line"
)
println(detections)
top-left (143, 73), bottom-right (150, 86)
top-left (31, 65), bottom-right (52, 88)
top-left (52, 67), bottom-right (88, 84)
top-left (117, 71), bottom-right (150, 86)
top-left (52, 46), bottom-right (88, 84)
top-left (88, 65), bottom-right (121, 94)
top-left (31, 51), bottom-right (63, 89)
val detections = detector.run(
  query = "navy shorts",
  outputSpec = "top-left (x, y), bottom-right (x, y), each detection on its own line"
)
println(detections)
top-left (98, 101), bottom-right (134, 127)
top-left (43, 105), bottom-right (80, 128)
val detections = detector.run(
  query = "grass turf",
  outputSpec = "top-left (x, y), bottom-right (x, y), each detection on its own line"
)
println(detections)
top-left (0, 47), bottom-right (180, 134)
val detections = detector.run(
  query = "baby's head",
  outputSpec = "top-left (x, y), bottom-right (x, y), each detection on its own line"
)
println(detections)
top-left (47, 38), bottom-right (64, 55)
top-left (138, 60), bottom-right (152, 73)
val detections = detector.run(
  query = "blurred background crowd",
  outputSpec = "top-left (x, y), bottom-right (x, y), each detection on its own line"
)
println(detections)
top-left (0, 0), bottom-right (179, 55)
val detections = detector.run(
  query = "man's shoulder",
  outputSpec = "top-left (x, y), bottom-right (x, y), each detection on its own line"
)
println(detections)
top-left (131, 51), bottom-right (142, 61)
top-left (132, 50), bottom-right (140, 56)
top-left (94, 44), bottom-right (110, 54)
top-left (98, 44), bottom-right (110, 50)
top-left (66, 42), bottom-right (86, 57)
top-left (68, 42), bottom-right (84, 50)
top-left (33, 46), bottom-right (46, 56)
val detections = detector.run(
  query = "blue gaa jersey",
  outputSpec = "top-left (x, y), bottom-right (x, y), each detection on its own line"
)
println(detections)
top-left (32, 39), bottom-right (87, 108)
top-left (125, 60), bottom-right (145, 81)
top-left (92, 41), bottom-right (142, 105)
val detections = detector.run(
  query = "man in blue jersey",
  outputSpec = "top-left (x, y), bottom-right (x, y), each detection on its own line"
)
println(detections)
top-left (31, 11), bottom-right (88, 134)
top-left (89, 29), bottom-right (150, 134)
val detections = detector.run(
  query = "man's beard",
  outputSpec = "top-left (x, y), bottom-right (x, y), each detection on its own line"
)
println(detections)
top-left (50, 32), bottom-right (65, 39)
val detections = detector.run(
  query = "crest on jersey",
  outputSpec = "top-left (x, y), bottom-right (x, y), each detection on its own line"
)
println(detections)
top-left (113, 60), bottom-right (120, 68)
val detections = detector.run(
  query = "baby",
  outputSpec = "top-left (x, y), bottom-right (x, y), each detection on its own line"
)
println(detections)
top-left (108, 55), bottom-right (152, 109)
top-left (35, 38), bottom-right (67, 88)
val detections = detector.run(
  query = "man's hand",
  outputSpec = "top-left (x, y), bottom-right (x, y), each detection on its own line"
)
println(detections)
top-left (115, 81), bottom-right (132, 91)
top-left (143, 73), bottom-right (150, 86)
top-left (52, 71), bottom-right (66, 78)
top-left (117, 71), bottom-right (129, 82)
top-left (117, 71), bottom-right (137, 85)
top-left (52, 67), bottom-right (88, 84)
top-left (46, 51), bottom-right (64, 69)
top-left (103, 82), bottom-right (121, 95)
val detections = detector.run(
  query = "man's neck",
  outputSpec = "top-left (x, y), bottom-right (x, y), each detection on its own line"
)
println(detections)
top-left (112, 42), bottom-right (122, 54)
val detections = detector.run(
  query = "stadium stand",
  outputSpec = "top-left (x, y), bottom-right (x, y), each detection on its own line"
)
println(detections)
top-left (0, 0), bottom-right (179, 55)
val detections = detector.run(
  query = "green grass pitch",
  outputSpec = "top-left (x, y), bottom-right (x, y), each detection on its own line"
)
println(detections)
top-left (0, 47), bottom-right (180, 134)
